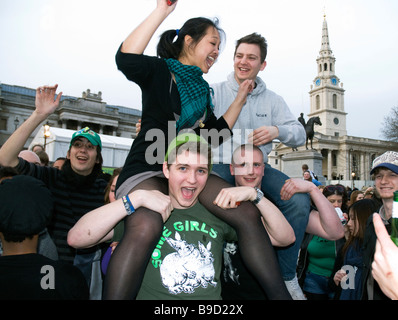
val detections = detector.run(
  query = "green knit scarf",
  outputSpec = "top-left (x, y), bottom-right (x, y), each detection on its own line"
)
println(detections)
top-left (165, 58), bottom-right (213, 132)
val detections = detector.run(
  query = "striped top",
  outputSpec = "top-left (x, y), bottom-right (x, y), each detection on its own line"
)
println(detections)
top-left (15, 158), bottom-right (107, 263)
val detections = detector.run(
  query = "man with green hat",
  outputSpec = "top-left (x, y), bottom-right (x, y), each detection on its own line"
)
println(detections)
top-left (0, 84), bottom-right (108, 300)
top-left (69, 132), bottom-right (237, 299)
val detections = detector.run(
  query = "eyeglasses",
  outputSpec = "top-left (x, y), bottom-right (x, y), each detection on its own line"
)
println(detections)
top-left (325, 185), bottom-right (345, 193)
top-left (71, 140), bottom-right (96, 151)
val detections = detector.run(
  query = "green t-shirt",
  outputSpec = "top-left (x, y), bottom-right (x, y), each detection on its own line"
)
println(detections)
top-left (136, 202), bottom-right (237, 300)
top-left (307, 236), bottom-right (336, 277)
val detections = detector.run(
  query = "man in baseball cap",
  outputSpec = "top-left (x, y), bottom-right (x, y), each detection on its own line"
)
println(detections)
top-left (361, 150), bottom-right (398, 300)
top-left (370, 151), bottom-right (398, 175)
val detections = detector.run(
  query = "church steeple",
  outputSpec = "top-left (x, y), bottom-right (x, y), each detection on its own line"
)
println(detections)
top-left (316, 14), bottom-right (337, 80)
top-left (320, 15), bottom-right (333, 55)
top-left (308, 14), bottom-right (347, 137)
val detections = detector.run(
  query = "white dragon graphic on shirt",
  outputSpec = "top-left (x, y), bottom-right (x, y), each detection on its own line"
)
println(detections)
top-left (160, 232), bottom-right (217, 295)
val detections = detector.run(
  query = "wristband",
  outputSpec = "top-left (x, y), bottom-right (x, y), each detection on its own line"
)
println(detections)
top-left (122, 195), bottom-right (135, 216)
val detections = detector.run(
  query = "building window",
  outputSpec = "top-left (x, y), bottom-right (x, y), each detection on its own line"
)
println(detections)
top-left (330, 63), bottom-right (333, 72)
top-left (324, 63), bottom-right (328, 71)
top-left (332, 153), bottom-right (337, 166)
top-left (333, 94), bottom-right (337, 109)
top-left (0, 118), bottom-right (7, 131)
top-left (316, 95), bottom-right (320, 110)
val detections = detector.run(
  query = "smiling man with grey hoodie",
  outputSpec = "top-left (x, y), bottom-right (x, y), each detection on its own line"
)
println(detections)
top-left (211, 33), bottom-right (310, 300)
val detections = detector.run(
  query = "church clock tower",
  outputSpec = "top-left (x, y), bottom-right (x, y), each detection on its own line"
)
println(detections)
top-left (308, 15), bottom-right (347, 137)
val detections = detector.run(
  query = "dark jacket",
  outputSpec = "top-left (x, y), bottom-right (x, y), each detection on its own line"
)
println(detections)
top-left (15, 158), bottom-right (107, 263)
top-left (360, 214), bottom-right (391, 300)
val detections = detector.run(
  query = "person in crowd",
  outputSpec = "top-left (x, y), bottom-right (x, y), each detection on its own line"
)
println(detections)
top-left (36, 150), bottom-right (50, 166)
top-left (372, 213), bottom-right (398, 300)
top-left (216, 145), bottom-right (343, 299)
top-left (303, 170), bottom-right (313, 182)
top-left (31, 144), bottom-right (44, 153)
top-left (340, 185), bottom-right (350, 214)
top-left (52, 156), bottom-right (66, 170)
top-left (104, 168), bottom-right (123, 204)
top-left (304, 170), bottom-right (322, 187)
top-left (296, 184), bottom-right (347, 300)
top-left (363, 187), bottom-right (375, 199)
top-left (0, 85), bottom-right (108, 299)
top-left (349, 190), bottom-right (364, 206)
top-left (210, 32), bottom-right (309, 299)
top-left (137, 134), bottom-right (237, 299)
top-left (0, 175), bottom-right (89, 300)
top-left (302, 164), bottom-right (317, 181)
top-left (214, 145), bottom-right (295, 247)
top-left (361, 151), bottom-right (398, 299)
top-left (103, 0), bottom-right (288, 300)
top-left (18, 150), bottom-right (41, 165)
top-left (331, 199), bottom-right (380, 299)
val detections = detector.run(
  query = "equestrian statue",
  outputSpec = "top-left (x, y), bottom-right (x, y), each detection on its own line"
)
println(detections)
top-left (296, 113), bottom-right (322, 150)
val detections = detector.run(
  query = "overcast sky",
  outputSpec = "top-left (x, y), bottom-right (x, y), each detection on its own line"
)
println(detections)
top-left (1, 0), bottom-right (397, 140)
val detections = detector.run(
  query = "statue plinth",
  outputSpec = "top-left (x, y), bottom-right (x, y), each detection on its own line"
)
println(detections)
top-left (281, 150), bottom-right (325, 183)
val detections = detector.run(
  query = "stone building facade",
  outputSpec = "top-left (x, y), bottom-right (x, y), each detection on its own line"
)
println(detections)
top-left (0, 83), bottom-right (141, 149)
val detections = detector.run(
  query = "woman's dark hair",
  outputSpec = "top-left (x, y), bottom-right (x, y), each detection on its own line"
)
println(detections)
top-left (157, 17), bottom-right (225, 60)
top-left (323, 184), bottom-right (348, 212)
top-left (104, 167), bottom-right (123, 204)
top-left (323, 184), bottom-right (345, 197)
top-left (341, 199), bottom-right (380, 257)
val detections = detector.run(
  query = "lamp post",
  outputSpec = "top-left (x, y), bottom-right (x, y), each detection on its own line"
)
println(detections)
top-left (351, 171), bottom-right (356, 190)
top-left (43, 122), bottom-right (50, 151)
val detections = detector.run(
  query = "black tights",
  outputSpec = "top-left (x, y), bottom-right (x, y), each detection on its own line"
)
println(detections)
top-left (103, 175), bottom-right (291, 300)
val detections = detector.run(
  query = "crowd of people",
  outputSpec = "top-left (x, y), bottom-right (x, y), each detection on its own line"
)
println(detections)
top-left (1, 0), bottom-right (398, 302)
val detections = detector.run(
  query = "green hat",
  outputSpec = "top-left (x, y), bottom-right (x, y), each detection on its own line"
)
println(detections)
top-left (70, 127), bottom-right (102, 150)
top-left (165, 133), bottom-right (212, 172)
